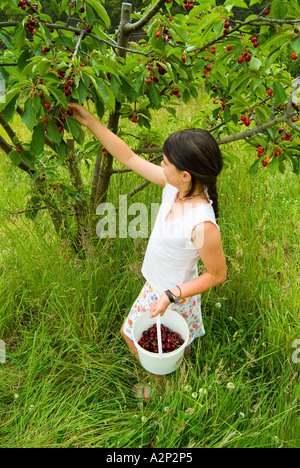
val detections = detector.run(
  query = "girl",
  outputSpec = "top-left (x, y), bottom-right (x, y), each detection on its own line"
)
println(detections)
top-left (68, 103), bottom-right (227, 397)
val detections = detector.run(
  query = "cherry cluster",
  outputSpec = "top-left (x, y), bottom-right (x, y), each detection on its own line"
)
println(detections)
top-left (223, 20), bottom-right (231, 36)
top-left (69, 1), bottom-right (85, 12)
top-left (138, 323), bottom-right (185, 354)
top-left (257, 145), bottom-right (281, 167)
top-left (32, 72), bottom-right (74, 135)
top-left (183, 0), bottom-right (194, 10)
top-left (18, 1), bottom-right (39, 12)
top-left (25, 18), bottom-right (37, 34)
top-left (169, 88), bottom-right (181, 98)
top-left (129, 114), bottom-right (138, 123)
top-left (145, 58), bottom-right (168, 86)
top-left (43, 110), bottom-right (70, 135)
top-left (155, 26), bottom-right (172, 43)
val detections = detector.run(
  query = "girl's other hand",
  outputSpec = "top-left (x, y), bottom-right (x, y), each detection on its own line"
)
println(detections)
top-left (67, 103), bottom-right (93, 127)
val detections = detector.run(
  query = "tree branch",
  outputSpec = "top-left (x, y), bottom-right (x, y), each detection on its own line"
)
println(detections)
top-left (123, 0), bottom-right (166, 34)
top-left (286, 76), bottom-right (300, 133)
top-left (128, 180), bottom-right (150, 198)
top-left (0, 21), bottom-right (151, 56)
top-left (197, 14), bottom-right (300, 53)
top-left (218, 112), bottom-right (296, 145)
top-left (0, 133), bottom-right (12, 154)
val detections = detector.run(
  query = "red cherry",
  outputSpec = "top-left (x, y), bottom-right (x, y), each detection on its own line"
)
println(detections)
top-left (267, 89), bottom-right (273, 96)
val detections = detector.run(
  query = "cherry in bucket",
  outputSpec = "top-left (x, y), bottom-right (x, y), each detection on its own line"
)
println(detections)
top-left (138, 323), bottom-right (184, 353)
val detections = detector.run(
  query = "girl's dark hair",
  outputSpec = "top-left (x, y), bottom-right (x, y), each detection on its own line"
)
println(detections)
top-left (163, 129), bottom-right (223, 220)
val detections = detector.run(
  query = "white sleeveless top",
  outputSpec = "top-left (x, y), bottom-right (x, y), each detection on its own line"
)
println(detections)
top-left (141, 183), bottom-right (219, 293)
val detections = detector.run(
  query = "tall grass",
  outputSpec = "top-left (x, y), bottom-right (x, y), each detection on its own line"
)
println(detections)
top-left (0, 98), bottom-right (299, 448)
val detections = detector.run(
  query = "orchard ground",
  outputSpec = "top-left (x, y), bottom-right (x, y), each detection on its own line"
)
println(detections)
top-left (0, 96), bottom-right (299, 448)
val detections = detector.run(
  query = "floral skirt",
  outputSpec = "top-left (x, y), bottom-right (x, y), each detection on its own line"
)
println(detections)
top-left (123, 281), bottom-right (205, 345)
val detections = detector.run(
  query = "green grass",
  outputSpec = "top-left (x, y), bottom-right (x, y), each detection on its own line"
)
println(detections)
top-left (0, 99), bottom-right (299, 448)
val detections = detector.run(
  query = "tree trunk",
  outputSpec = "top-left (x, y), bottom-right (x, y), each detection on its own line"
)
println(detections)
top-left (92, 2), bottom-right (132, 210)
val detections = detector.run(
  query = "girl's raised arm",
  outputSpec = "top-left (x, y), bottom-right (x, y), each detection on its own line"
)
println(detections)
top-left (68, 103), bottom-right (166, 187)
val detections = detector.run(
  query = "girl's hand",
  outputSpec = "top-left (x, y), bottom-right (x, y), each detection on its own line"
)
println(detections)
top-left (67, 103), bottom-right (93, 127)
top-left (149, 293), bottom-right (170, 318)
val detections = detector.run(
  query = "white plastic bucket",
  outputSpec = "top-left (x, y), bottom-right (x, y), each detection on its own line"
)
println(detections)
top-left (132, 309), bottom-right (190, 375)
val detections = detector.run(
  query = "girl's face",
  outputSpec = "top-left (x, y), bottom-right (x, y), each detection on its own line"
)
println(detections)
top-left (161, 154), bottom-right (181, 186)
top-left (161, 155), bottom-right (191, 189)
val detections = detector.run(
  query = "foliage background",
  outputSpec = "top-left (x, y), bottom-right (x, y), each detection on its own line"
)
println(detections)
top-left (0, 95), bottom-right (299, 448)
top-left (0, 0), bottom-right (299, 448)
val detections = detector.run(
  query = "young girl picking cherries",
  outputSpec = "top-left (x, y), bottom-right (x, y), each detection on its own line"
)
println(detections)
top-left (68, 103), bottom-right (227, 399)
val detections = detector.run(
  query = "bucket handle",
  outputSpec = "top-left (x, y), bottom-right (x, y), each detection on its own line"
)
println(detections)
top-left (156, 314), bottom-right (163, 358)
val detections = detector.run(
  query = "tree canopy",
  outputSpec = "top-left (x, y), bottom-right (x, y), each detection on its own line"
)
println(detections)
top-left (0, 0), bottom-right (299, 252)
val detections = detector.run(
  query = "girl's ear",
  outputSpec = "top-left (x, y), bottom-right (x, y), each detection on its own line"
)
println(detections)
top-left (182, 171), bottom-right (192, 182)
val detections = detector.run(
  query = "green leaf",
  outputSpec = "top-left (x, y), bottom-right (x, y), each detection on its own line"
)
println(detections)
top-left (110, 75), bottom-right (121, 98)
top-left (249, 56), bottom-right (262, 71)
top-left (223, 105), bottom-right (232, 123)
top-left (14, 21), bottom-right (26, 50)
top-left (53, 35), bottom-right (75, 51)
top-left (86, 4), bottom-right (96, 26)
top-left (22, 151), bottom-right (36, 170)
top-left (54, 139), bottom-right (68, 162)
top-left (267, 156), bottom-right (279, 174)
top-left (0, 87), bottom-right (20, 112)
top-left (269, 0), bottom-right (287, 19)
top-left (21, 97), bottom-right (36, 132)
top-left (291, 36), bottom-right (300, 56)
top-left (78, 81), bottom-right (88, 104)
top-left (0, 30), bottom-right (12, 48)
top-left (133, 70), bottom-right (145, 95)
top-left (93, 78), bottom-right (115, 110)
top-left (47, 120), bottom-right (62, 144)
top-left (47, 86), bottom-right (68, 108)
top-left (223, 0), bottom-right (248, 10)
top-left (182, 88), bottom-right (190, 105)
top-left (66, 117), bottom-right (85, 144)
top-left (273, 82), bottom-right (287, 107)
top-left (249, 158), bottom-right (260, 178)
top-left (9, 150), bottom-right (22, 166)
top-left (85, 0), bottom-right (110, 28)
top-left (17, 49), bottom-right (32, 71)
top-left (4, 94), bottom-right (18, 122)
top-left (147, 81), bottom-right (161, 109)
top-left (254, 105), bottom-right (269, 123)
top-left (30, 123), bottom-right (45, 156)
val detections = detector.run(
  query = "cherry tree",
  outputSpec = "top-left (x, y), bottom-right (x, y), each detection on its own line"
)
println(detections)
top-left (0, 0), bottom-right (299, 253)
